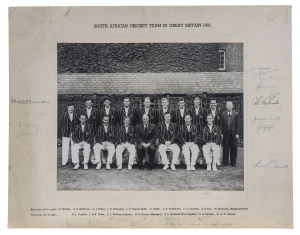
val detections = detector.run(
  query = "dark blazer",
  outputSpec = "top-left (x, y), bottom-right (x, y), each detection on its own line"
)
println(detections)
top-left (220, 111), bottom-right (242, 137)
top-left (81, 108), bottom-right (100, 131)
top-left (204, 108), bottom-right (222, 127)
top-left (118, 107), bottom-right (137, 126)
top-left (95, 125), bottom-right (116, 143)
top-left (189, 107), bottom-right (204, 128)
top-left (99, 107), bottom-right (118, 126)
top-left (59, 112), bottom-right (78, 138)
top-left (178, 124), bottom-right (199, 145)
top-left (137, 107), bottom-right (157, 125)
top-left (157, 122), bottom-right (178, 145)
top-left (116, 125), bottom-right (135, 145)
top-left (157, 107), bottom-right (172, 124)
top-left (135, 123), bottom-right (156, 145)
top-left (201, 124), bottom-right (222, 145)
top-left (72, 123), bottom-right (94, 145)
top-left (172, 108), bottom-right (189, 126)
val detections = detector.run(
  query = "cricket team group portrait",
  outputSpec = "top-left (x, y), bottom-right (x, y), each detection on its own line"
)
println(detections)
top-left (59, 96), bottom-right (241, 172)
top-left (57, 42), bottom-right (244, 191)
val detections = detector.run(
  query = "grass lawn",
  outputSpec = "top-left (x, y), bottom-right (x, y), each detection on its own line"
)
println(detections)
top-left (57, 147), bottom-right (244, 191)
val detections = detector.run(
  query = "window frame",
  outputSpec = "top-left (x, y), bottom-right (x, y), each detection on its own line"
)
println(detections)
top-left (218, 49), bottom-right (226, 71)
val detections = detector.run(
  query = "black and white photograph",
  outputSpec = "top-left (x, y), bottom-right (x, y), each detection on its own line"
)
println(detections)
top-left (57, 43), bottom-right (244, 191)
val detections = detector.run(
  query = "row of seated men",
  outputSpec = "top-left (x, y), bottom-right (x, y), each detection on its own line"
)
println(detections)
top-left (59, 96), bottom-right (242, 171)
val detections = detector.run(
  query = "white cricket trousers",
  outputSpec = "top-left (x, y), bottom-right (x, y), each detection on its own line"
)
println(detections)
top-left (202, 143), bottom-right (221, 165)
top-left (72, 142), bottom-right (91, 164)
top-left (93, 143), bottom-right (116, 164)
top-left (116, 144), bottom-right (136, 166)
top-left (182, 142), bottom-right (199, 166)
top-left (158, 144), bottom-right (180, 165)
top-left (62, 136), bottom-right (74, 165)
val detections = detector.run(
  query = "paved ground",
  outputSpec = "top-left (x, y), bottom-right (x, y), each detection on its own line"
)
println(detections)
top-left (57, 147), bottom-right (244, 191)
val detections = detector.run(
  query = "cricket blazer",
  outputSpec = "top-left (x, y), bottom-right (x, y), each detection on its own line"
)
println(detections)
top-left (95, 125), bottom-right (116, 143)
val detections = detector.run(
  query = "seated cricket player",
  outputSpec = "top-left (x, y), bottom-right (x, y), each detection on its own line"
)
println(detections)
top-left (116, 116), bottom-right (136, 170)
top-left (71, 114), bottom-right (94, 170)
top-left (202, 114), bottom-right (222, 171)
top-left (178, 114), bottom-right (200, 171)
top-left (93, 115), bottom-right (116, 170)
top-left (135, 114), bottom-right (157, 170)
top-left (157, 112), bottom-right (180, 171)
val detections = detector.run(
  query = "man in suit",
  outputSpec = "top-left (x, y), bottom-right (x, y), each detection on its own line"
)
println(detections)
top-left (71, 114), bottom-right (94, 170)
top-left (172, 98), bottom-right (189, 126)
top-left (81, 99), bottom-right (100, 132)
top-left (157, 97), bottom-right (172, 124)
top-left (220, 101), bottom-right (242, 166)
top-left (116, 116), bottom-right (136, 170)
top-left (135, 114), bottom-right (157, 170)
top-left (204, 99), bottom-right (222, 127)
top-left (178, 114), bottom-right (200, 171)
top-left (189, 96), bottom-right (204, 129)
top-left (157, 112), bottom-right (180, 171)
top-left (99, 96), bottom-right (118, 127)
top-left (60, 104), bottom-right (78, 165)
top-left (93, 115), bottom-right (116, 170)
top-left (138, 96), bottom-right (157, 125)
top-left (202, 114), bottom-right (222, 171)
top-left (118, 97), bottom-right (137, 127)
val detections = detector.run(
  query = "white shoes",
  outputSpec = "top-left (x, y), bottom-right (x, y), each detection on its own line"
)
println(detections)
top-left (117, 165), bottom-right (122, 170)
top-left (207, 164), bottom-right (212, 171)
top-left (84, 163), bottom-right (88, 170)
top-left (212, 164), bottom-right (218, 171)
top-left (163, 164), bottom-right (169, 171)
top-left (96, 163), bottom-right (101, 170)
top-left (62, 163), bottom-right (67, 166)
top-left (171, 164), bottom-right (176, 171)
top-left (106, 163), bottom-right (111, 170)
top-left (128, 165), bottom-right (132, 170)
top-left (190, 165), bottom-right (195, 171)
top-left (73, 163), bottom-right (79, 170)
top-left (187, 165), bottom-right (191, 171)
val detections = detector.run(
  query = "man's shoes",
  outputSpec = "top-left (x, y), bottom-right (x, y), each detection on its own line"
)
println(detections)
top-left (117, 165), bottom-right (122, 170)
top-left (73, 163), bottom-right (79, 170)
top-left (231, 164), bottom-right (237, 167)
top-left (106, 163), bottom-right (111, 170)
top-left (207, 164), bottom-right (212, 171)
top-left (96, 163), bottom-right (101, 170)
top-left (128, 165), bottom-right (132, 170)
top-left (187, 165), bottom-right (191, 171)
top-left (171, 164), bottom-right (176, 171)
top-left (84, 163), bottom-right (88, 170)
top-left (163, 164), bottom-right (169, 171)
top-left (148, 165), bottom-right (153, 171)
top-left (139, 166), bottom-right (144, 171)
top-left (190, 165), bottom-right (195, 171)
top-left (212, 164), bottom-right (218, 171)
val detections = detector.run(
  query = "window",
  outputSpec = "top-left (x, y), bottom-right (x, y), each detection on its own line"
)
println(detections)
top-left (218, 50), bottom-right (225, 71)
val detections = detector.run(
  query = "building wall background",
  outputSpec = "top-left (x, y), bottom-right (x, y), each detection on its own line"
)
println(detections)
top-left (57, 43), bottom-right (243, 73)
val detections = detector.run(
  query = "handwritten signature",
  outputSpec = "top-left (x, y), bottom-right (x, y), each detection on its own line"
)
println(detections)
top-left (256, 124), bottom-right (274, 134)
top-left (255, 83), bottom-right (277, 93)
top-left (11, 97), bottom-right (49, 104)
top-left (252, 67), bottom-right (278, 77)
top-left (253, 92), bottom-right (280, 105)
top-left (253, 159), bottom-right (288, 171)
top-left (252, 115), bottom-right (280, 125)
